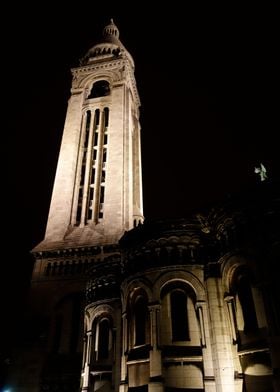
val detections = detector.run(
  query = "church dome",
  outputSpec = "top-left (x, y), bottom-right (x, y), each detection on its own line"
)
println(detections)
top-left (80, 19), bottom-right (134, 67)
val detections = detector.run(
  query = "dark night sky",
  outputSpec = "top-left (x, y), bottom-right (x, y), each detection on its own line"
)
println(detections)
top-left (3, 3), bottom-right (279, 354)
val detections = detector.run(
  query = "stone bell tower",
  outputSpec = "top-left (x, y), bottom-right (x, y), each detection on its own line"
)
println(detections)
top-left (34, 18), bottom-right (143, 253)
top-left (6, 20), bottom-right (144, 392)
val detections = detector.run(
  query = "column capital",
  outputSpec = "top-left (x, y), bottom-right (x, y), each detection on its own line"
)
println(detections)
top-left (224, 295), bottom-right (234, 303)
top-left (148, 303), bottom-right (161, 312)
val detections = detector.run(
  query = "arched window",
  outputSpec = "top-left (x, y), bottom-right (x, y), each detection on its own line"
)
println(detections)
top-left (88, 80), bottom-right (110, 99)
top-left (97, 318), bottom-right (110, 359)
top-left (236, 275), bottom-right (258, 334)
top-left (171, 290), bottom-right (190, 341)
top-left (134, 296), bottom-right (148, 346)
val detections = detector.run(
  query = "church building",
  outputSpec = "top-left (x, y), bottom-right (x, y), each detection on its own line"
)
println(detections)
top-left (6, 19), bottom-right (280, 392)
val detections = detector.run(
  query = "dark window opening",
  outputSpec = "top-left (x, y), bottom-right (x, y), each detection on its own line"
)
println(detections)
top-left (135, 296), bottom-right (148, 346)
top-left (102, 148), bottom-right (107, 163)
top-left (84, 111), bottom-right (91, 147)
top-left (91, 168), bottom-right (96, 185)
top-left (94, 132), bottom-right (98, 147)
top-left (98, 319), bottom-right (110, 359)
top-left (93, 149), bottom-right (97, 160)
top-left (171, 290), bottom-right (189, 341)
top-left (80, 165), bottom-right (85, 185)
top-left (87, 208), bottom-right (92, 220)
top-left (88, 80), bottom-right (110, 99)
top-left (237, 276), bottom-right (258, 334)
top-left (100, 186), bottom-right (105, 204)
top-left (112, 48), bottom-right (120, 56)
top-left (104, 107), bottom-right (109, 127)
top-left (101, 170), bottom-right (106, 183)
top-left (104, 134), bottom-right (108, 145)
top-left (76, 205), bottom-right (82, 223)
top-left (95, 109), bottom-right (100, 126)
top-left (89, 187), bottom-right (94, 201)
top-left (82, 151), bottom-right (87, 164)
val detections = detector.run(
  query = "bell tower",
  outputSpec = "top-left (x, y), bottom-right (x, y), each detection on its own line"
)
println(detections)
top-left (9, 20), bottom-right (144, 391)
top-left (34, 19), bottom-right (143, 252)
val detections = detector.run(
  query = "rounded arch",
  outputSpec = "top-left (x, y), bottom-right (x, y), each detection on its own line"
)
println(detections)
top-left (153, 269), bottom-right (206, 302)
top-left (160, 280), bottom-right (196, 303)
top-left (123, 280), bottom-right (152, 349)
top-left (88, 80), bottom-right (110, 99)
top-left (77, 71), bottom-right (115, 90)
top-left (157, 273), bottom-right (202, 346)
top-left (221, 253), bottom-right (260, 336)
top-left (121, 276), bottom-right (153, 308)
top-left (85, 303), bottom-right (115, 330)
top-left (220, 252), bottom-right (255, 293)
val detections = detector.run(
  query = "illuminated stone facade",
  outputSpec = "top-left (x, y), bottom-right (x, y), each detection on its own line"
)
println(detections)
top-left (5, 20), bottom-right (280, 392)
top-left (81, 186), bottom-right (280, 392)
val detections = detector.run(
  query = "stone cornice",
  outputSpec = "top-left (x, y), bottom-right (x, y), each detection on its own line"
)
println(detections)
top-left (32, 243), bottom-right (119, 260)
top-left (71, 59), bottom-right (125, 76)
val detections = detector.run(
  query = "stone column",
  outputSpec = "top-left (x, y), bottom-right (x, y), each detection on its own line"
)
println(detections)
top-left (224, 296), bottom-right (237, 343)
top-left (120, 312), bottom-right (128, 392)
top-left (224, 296), bottom-right (243, 390)
top-left (81, 330), bottom-right (92, 391)
top-left (196, 301), bottom-right (215, 392)
top-left (206, 276), bottom-right (235, 392)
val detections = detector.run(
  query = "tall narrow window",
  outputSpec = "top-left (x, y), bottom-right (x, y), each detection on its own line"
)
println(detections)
top-left (80, 165), bottom-right (85, 185)
top-left (98, 319), bottom-right (110, 360)
top-left (237, 276), bottom-right (258, 334)
top-left (84, 110), bottom-right (91, 147)
top-left (102, 148), bottom-right (107, 164)
top-left (75, 105), bottom-right (110, 225)
top-left (171, 290), bottom-right (189, 341)
top-left (104, 107), bottom-right (109, 127)
top-left (76, 111), bottom-right (91, 224)
top-left (134, 296), bottom-right (148, 346)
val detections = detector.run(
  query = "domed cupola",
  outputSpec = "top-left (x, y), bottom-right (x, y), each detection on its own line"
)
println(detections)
top-left (80, 19), bottom-right (134, 67)
top-left (102, 18), bottom-right (120, 41)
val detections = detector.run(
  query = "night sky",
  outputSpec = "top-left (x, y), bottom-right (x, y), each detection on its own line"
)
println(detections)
top-left (3, 2), bottom-right (279, 365)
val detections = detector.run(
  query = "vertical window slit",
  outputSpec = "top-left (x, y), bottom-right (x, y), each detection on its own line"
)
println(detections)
top-left (84, 111), bottom-right (91, 147)
top-left (104, 107), bottom-right (109, 127)
top-left (171, 290), bottom-right (190, 341)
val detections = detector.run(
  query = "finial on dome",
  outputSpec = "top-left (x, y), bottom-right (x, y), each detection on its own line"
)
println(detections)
top-left (110, 18), bottom-right (114, 24)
